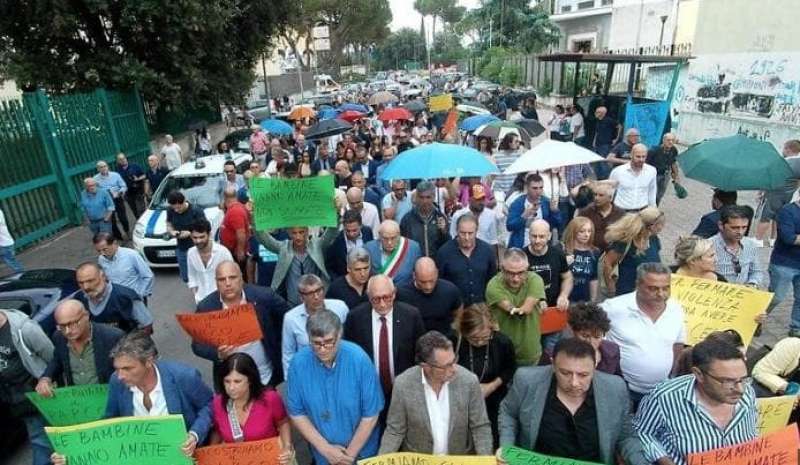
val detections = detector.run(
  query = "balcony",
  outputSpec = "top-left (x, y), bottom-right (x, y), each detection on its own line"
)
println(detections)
top-left (551, 0), bottom-right (613, 21)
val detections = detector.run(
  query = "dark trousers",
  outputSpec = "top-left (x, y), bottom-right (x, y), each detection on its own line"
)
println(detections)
top-left (111, 197), bottom-right (129, 239)
top-left (125, 191), bottom-right (145, 219)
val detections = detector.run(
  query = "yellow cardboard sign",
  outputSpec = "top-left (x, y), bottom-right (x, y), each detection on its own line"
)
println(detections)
top-left (756, 395), bottom-right (796, 436)
top-left (670, 275), bottom-right (772, 346)
top-left (358, 453), bottom-right (494, 465)
top-left (428, 94), bottom-right (454, 112)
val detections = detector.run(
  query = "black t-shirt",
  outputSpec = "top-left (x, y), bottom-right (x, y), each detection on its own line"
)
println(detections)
top-left (593, 117), bottom-right (618, 147)
top-left (396, 279), bottom-right (463, 336)
top-left (166, 203), bottom-right (206, 250)
top-left (326, 276), bottom-right (369, 310)
top-left (525, 245), bottom-right (570, 306)
top-left (0, 322), bottom-right (34, 406)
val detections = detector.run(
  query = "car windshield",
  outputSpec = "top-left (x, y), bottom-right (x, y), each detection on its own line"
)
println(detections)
top-left (153, 175), bottom-right (222, 209)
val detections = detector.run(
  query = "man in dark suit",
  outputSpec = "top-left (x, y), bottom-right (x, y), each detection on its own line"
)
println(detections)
top-left (326, 209), bottom-right (374, 278)
top-left (193, 261), bottom-right (290, 388)
top-left (310, 144), bottom-right (334, 174)
top-left (351, 145), bottom-right (381, 185)
top-left (351, 171), bottom-right (382, 210)
top-left (499, 338), bottom-right (647, 465)
top-left (343, 274), bottom-right (425, 403)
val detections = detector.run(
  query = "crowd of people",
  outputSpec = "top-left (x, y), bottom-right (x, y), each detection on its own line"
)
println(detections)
top-left (4, 87), bottom-right (800, 465)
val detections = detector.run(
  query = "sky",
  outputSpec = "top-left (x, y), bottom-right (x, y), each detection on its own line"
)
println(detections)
top-left (389, 0), bottom-right (480, 33)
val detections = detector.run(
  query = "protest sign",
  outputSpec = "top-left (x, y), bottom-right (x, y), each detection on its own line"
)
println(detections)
top-left (756, 395), bottom-right (796, 436)
top-left (250, 176), bottom-right (336, 230)
top-left (429, 94), bottom-right (454, 112)
top-left (502, 446), bottom-right (604, 465)
top-left (687, 423), bottom-right (798, 465)
top-left (26, 384), bottom-right (108, 427)
top-left (359, 452), bottom-right (494, 465)
top-left (670, 275), bottom-right (772, 345)
top-left (539, 308), bottom-right (568, 334)
top-left (176, 304), bottom-right (263, 347)
top-left (441, 109), bottom-right (459, 137)
top-left (195, 437), bottom-right (280, 465)
top-left (46, 414), bottom-right (192, 465)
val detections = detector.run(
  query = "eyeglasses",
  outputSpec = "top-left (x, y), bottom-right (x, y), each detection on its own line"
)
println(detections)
top-left (370, 294), bottom-right (394, 303)
top-left (311, 338), bottom-right (338, 350)
top-left (299, 287), bottom-right (324, 297)
top-left (56, 314), bottom-right (86, 332)
top-left (425, 358), bottom-right (458, 370)
top-left (702, 371), bottom-right (752, 389)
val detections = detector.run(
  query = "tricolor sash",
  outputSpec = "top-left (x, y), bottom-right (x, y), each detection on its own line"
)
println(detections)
top-left (379, 236), bottom-right (409, 277)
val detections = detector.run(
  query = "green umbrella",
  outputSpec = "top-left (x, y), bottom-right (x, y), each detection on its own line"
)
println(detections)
top-left (678, 135), bottom-right (793, 191)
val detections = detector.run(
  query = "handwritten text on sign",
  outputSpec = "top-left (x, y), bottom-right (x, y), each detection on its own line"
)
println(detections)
top-left (46, 415), bottom-right (192, 465)
top-left (195, 437), bottom-right (280, 465)
top-left (176, 304), bottom-right (263, 347)
top-left (687, 424), bottom-right (798, 465)
top-left (502, 446), bottom-right (604, 465)
top-left (26, 384), bottom-right (108, 427)
top-left (756, 396), bottom-right (796, 436)
top-left (670, 275), bottom-right (772, 346)
top-left (428, 94), bottom-right (454, 113)
top-left (250, 175), bottom-right (336, 230)
top-left (358, 452), bottom-right (494, 465)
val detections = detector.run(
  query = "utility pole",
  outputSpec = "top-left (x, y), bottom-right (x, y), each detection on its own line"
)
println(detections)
top-left (488, 18), bottom-right (493, 48)
top-left (658, 15), bottom-right (668, 48)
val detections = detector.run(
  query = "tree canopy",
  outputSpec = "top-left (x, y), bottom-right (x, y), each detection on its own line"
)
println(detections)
top-left (0, 0), bottom-right (294, 108)
top-left (373, 28), bottom-right (426, 71)
top-left (460, 0), bottom-right (559, 53)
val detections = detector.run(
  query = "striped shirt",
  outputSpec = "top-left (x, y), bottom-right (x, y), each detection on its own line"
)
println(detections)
top-left (493, 149), bottom-right (522, 195)
top-left (633, 375), bottom-right (758, 465)
top-left (710, 234), bottom-right (765, 286)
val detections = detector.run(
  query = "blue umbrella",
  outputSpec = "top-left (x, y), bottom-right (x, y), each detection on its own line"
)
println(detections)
top-left (339, 103), bottom-right (369, 113)
top-left (379, 143), bottom-right (499, 180)
top-left (260, 118), bottom-right (293, 135)
top-left (459, 114), bottom-right (500, 132)
top-left (318, 108), bottom-right (339, 120)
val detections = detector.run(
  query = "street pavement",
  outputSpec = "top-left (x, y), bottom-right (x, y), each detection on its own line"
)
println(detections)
top-left (2, 144), bottom-right (792, 465)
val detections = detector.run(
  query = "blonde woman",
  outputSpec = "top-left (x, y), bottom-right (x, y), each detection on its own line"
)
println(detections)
top-left (601, 207), bottom-right (665, 297)
top-left (672, 235), bottom-right (727, 281)
top-left (562, 217), bottom-right (600, 302)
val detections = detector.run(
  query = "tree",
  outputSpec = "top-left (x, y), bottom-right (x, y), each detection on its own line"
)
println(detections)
top-left (0, 0), bottom-right (295, 109)
top-left (373, 29), bottom-right (426, 71)
top-left (458, 0), bottom-right (559, 53)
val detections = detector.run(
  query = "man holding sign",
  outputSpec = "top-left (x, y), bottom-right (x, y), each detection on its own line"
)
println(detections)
top-left (634, 337), bottom-right (758, 465)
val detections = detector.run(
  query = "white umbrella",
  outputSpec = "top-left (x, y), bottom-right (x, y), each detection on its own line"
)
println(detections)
top-left (504, 139), bottom-right (605, 174)
top-left (456, 104), bottom-right (491, 115)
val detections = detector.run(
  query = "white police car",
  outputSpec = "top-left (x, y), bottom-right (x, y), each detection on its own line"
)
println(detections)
top-left (132, 152), bottom-right (252, 267)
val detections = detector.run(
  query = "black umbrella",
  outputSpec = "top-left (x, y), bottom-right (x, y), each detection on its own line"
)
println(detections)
top-left (515, 119), bottom-right (546, 138)
top-left (304, 119), bottom-right (353, 140)
top-left (403, 100), bottom-right (427, 113)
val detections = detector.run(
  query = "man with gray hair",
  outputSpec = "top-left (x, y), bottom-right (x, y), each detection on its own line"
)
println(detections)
top-left (646, 132), bottom-right (680, 205)
top-left (608, 143), bottom-right (657, 212)
top-left (577, 181), bottom-right (625, 251)
top-left (601, 263), bottom-right (686, 409)
top-left (282, 274), bottom-right (349, 375)
top-left (160, 134), bottom-right (183, 171)
top-left (364, 220), bottom-right (422, 287)
top-left (400, 181), bottom-right (449, 257)
top-left (607, 127), bottom-right (641, 166)
top-left (327, 246), bottom-right (372, 309)
top-left (286, 309), bottom-right (384, 465)
top-left (380, 330), bottom-right (493, 455)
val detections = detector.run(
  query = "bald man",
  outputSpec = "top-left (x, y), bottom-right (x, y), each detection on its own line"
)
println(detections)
top-left (608, 143), bottom-right (657, 211)
top-left (344, 275), bottom-right (425, 403)
top-left (524, 220), bottom-right (573, 310)
top-left (396, 258), bottom-right (463, 335)
top-left (364, 220), bottom-right (422, 287)
top-left (194, 261), bottom-right (290, 387)
top-left (36, 299), bottom-right (124, 397)
top-left (646, 133), bottom-right (679, 205)
top-left (347, 186), bottom-right (380, 235)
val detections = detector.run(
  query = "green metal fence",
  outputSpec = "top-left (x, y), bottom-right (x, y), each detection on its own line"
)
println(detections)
top-left (0, 88), bottom-right (150, 248)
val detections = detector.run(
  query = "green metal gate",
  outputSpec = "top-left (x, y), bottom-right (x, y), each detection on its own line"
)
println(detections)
top-left (0, 88), bottom-right (150, 248)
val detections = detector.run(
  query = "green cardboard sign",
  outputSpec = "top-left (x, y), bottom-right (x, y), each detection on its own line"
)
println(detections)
top-left (503, 447), bottom-right (604, 465)
top-left (26, 384), bottom-right (109, 426)
top-left (250, 175), bottom-right (337, 230)
top-left (46, 414), bottom-right (192, 465)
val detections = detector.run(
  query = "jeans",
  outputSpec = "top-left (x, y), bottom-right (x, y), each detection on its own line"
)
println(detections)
top-left (22, 414), bottom-right (52, 465)
top-left (112, 196), bottom-right (129, 238)
top-left (0, 245), bottom-right (24, 273)
top-left (592, 144), bottom-right (612, 180)
top-left (88, 220), bottom-right (112, 235)
top-left (768, 263), bottom-right (800, 331)
top-left (176, 247), bottom-right (189, 283)
top-left (656, 174), bottom-right (669, 206)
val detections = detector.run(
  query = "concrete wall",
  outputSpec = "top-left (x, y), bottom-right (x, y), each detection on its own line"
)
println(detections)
top-left (692, 0), bottom-right (797, 54)
top-left (608, 0), bottom-right (677, 49)
top-left (554, 13), bottom-right (613, 51)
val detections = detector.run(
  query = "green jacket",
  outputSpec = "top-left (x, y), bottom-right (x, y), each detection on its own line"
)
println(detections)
top-left (256, 227), bottom-right (339, 290)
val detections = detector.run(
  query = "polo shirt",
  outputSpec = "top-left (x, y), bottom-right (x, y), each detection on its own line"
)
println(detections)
top-left (116, 162), bottom-right (145, 192)
top-left (93, 172), bottom-right (127, 197)
top-left (396, 279), bottom-right (463, 335)
top-left (166, 203), bottom-right (206, 251)
top-left (485, 272), bottom-right (546, 365)
top-left (609, 163), bottom-right (657, 210)
top-left (601, 291), bottom-right (686, 394)
top-left (577, 204), bottom-right (626, 252)
top-left (435, 239), bottom-right (497, 306)
top-left (80, 189), bottom-right (115, 221)
top-left (220, 201), bottom-right (250, 253)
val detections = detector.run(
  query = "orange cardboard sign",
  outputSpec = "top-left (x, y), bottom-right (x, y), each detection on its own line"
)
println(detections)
top-left (687, 424), bottom-right (799, 465)
top-left (442, 109), bottom-right (458, 136)
top-left (539, 307), bottom-right (568, 334)
top-left (176, 304), bottom-right (263, 347)
top-left (195, 437), bottom-right (280, 465)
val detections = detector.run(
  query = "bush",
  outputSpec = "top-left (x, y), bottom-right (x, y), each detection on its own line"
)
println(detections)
top-left (538, 77), bottom-right (553, 97)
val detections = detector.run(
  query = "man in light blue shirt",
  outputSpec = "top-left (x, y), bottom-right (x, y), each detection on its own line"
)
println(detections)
top-left (94, 160), bottom-right (130, 239)
top-left (93, 232), bottom-right (154, 300)
top-left (381, 179), bottom-right (413, 223)
top-left (282, 274), bottom-right (348, 375)
top-left (79, 178), bottom-right (115, 235)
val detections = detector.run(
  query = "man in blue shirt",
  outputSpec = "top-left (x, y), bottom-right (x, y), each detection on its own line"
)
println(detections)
top-left (116, 152), bottom-right (146, 218)
top-left (144, 154), bottom-right (169, 200)
top-left (79, 178), bottom-right (115, 235)
top-left (435, 214), bottom-right (498, 305)
top-left (769, 196), bottom-right (800, 337)
top-left (287, 309), bottom-right (383, 465)
top-left (94, 160), bottom-right (129, 239)
top-left (93, 232), bottom-right (154, 300)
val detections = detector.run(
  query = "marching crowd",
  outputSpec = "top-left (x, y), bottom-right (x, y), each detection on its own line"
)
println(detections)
top-left (4, 92), bottom-right (800, 465)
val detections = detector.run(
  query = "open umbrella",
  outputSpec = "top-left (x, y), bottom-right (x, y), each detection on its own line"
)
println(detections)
top-left (456, 101), bottom-right (491, 115)
top-left (259, 118), bottom-right (293, 135)
top-left (504, 140), bottom-right (605, 174)
top-left (338, 111), bottom-right (367, 123)
top-left (403, 100), bottom-right (427, 113)
top-left (304, 119), bottom-right (353, 140)
top-left (317, 108), bottom-right (339, 120)
top-left (378, 107), bottom-right (413, 122)
top-left (288, 106), bottom-right (316, 120)
top-left (378, 143), bottom-right (499, 180)
top-left (678, 134), bottom-right (793, 190)
top-left (460, 114), bottom-right (499, 132)
top-left (513, 119), bottom-right (546, 138)
top-left (368, 91), bottom-right (398, 106)
top-left (339, 103), bottom-right (370, 113)
top-left (474, 121), bottom-right (532, 147)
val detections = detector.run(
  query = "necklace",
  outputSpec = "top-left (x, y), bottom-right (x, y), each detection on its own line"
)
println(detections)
top-left (468, 342), bottom-right (491, 382)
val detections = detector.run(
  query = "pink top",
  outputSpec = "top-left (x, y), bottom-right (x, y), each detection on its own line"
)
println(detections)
top-left (211, 389), bottom-right (287, 443)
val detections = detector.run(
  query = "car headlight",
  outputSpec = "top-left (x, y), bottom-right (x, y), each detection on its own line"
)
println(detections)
top-left (133, 223), bottom-right (145, 239)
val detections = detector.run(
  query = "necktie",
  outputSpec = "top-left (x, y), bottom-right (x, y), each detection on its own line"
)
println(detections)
top-left (379, 316), bottom-right (392, 396)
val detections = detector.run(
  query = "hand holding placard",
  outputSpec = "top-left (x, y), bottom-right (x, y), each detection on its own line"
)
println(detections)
top-left (26, 384), bottom-right (108, 426)
top-left (687, 424), bottom-right (798, 465)
top-left (195, 437), bottom-right (281, 465)
top-left (175, 304), bottom-right (263, 347)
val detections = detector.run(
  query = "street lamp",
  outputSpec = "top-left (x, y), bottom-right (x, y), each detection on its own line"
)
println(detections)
top-left (658, 15), bottom-right (668, 48)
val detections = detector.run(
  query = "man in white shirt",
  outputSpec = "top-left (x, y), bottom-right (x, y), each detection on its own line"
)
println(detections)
top-left (0, 208), bottom-right (23, 273)
top-left (347, 187), bottom-right (380, 236)
top-left (608, 143), bottom-right (657, 211)
top-left (186, 219), bottom-right (232, 303)
top-left (450, 184), bottom-right (498, 248)
top-left (601, 262), bottom-right (686, 410)
top-left (160, 134), bottom-right (183, 171)
top-left (378, 330), bottom-right (493, 455)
